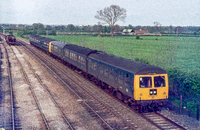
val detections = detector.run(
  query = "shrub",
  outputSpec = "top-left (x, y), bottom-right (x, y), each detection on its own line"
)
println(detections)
top-left (136, 35), bottom-right (140, 39)
top-left (134, 57), bottom-right (149, 64)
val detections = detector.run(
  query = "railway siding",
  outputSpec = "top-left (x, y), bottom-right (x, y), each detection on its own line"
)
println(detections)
top-left (0, 43), bottom-right (12, 129)
top-left (11, 46), bottom-right (70, 129)
top-left (4, 43), bottom-right (46, 129)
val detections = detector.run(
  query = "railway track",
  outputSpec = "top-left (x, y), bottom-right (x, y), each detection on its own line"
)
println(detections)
top-left (17, 39), bottom-right (137, 129)
top-left (12, 44), bottom-right (73, 129)
top-left (0, 40), bottom-right (18, 129)
top-left (142, 112), bottom-right (186, 130)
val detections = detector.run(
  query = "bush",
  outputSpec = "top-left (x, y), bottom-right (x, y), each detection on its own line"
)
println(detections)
top-left (167, 67), bottom-right (200, 106)
top-left (136, 35), bottom-right (140, 39)
top-left (134, 57), bottom-right (149, 64)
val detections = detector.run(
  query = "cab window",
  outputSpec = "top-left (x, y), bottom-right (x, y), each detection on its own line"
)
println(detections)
top-left (154, 76), bottom-right (165, 87)
top-left (140, 77), bottom-right (152, 88)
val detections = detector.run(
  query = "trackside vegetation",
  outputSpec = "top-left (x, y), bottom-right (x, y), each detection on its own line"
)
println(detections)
top-left (46, 35), bottom-right (200, 113)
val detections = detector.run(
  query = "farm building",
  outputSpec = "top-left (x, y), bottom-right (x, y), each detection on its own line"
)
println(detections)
top-left (134, 30), bottom-right (162, 36)
top-left (122, 29), bottom-right (134, 35)
top-left (134, 30), bottom-right (149, 35)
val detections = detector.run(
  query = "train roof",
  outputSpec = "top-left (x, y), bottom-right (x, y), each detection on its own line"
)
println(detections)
top-left (30, 35), bottom-right (55, 42)
top-left (89, 51), bottom-right (167, 75)
top-left (51, 41), bottom-right (68, 48)
top-left (64, 44), bottom-right (97, 56)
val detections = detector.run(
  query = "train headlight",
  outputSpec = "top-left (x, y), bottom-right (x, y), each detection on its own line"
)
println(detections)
top-left (163, 92), bottom-right (166, 95)
top-left (150, 89), bottom-right (157, 95)
top-left (140, 93), bottom-right (143, 96)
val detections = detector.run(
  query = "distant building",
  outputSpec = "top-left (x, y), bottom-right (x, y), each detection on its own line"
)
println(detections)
top-left (134, 30), bottom-right (149, 35)
top-left (121, 29), bottom-right (162, 36)
top-left (134, 30), bottom-right (162, 36)
top-left (122, 29), bottom-right (134, 35)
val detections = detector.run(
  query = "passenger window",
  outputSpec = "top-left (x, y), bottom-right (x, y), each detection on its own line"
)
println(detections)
top-left (105, 66), bottom-right (108, 76)
top-left (94, 62), bottom-right (97, 70)
top-left (82, 57), bottom-right (85, 65)
top-left (65, 50), bottom-right (69, 57)
top-left (88, 59), bottom-right (91, 68)
top-left (74, 53), bottom-right (77, 61)
top-left (140, 77), bottom-right (152, 88)
top-left (109, 68), bottom-right (114, 79)
top-left (100, 64), bottom-right (103, 74)
top-left (70, 52), bottom-right (72, 59)
top-left (115, 71), bottom-right (118, 80)
top-left (91, 61), bottom-right (93, 69)
top-left (54, 46), bottom-right (58, 52)
top-left (125, 73), bottom-right (130, 87)
top-left (118, 71), bottom-right (123, 84)
top-left (154, 76), bottom-right (165, 87)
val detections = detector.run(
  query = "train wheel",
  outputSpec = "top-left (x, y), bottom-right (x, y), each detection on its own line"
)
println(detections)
top-left (116, 91), bottom-right (124, 101)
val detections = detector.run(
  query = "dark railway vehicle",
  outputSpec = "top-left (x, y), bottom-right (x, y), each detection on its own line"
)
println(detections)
top-left (29, 35), bottom-right (169, 112)
top-left (5, 35), bottom-right (16, 44)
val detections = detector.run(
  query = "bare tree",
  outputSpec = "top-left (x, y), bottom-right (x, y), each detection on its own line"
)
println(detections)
top-left (95, 5), bottom-right (126, 37)
top-left (154, 21), bottom-right (161, 40)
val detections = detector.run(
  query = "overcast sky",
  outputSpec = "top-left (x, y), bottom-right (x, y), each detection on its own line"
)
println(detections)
top-left (0, 0), bottom-right (199, 26)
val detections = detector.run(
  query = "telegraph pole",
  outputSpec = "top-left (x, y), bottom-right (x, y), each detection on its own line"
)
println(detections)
top-left (2, 26), bottom-right (5, 34)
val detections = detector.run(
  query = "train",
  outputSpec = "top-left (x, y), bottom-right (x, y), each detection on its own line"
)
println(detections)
top-left (0, 33), bottom-right (16, 45)
top-left (29, 35), bottom-right (169, 112)
top-left (5, 35), bottom-right (16, 44)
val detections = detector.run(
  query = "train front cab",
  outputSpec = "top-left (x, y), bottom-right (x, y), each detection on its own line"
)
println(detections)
top-left (134, 73), bottom-right (169, 108)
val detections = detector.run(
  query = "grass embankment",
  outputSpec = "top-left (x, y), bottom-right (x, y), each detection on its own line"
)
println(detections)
top-left (46, 35), bottom-right (200, 72)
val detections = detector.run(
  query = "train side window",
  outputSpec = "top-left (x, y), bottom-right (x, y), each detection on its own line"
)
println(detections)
top-left (100, 64), bottom-right (103, 74)
top-left (104, 66), bottom-right (108, 76)
top-left (93, 62), bottom-right (97, 70)
top-left (65, 50), bottom-right (69, 57)
top-left (78, 56), bottom-right (85, 65)
top-left (109, 68), bottom-right (114, 79)
top-left (125, 73), bottom-right (130, 87)
top-left (91, 61), bottom-right (94, 69)
top-left (82, 57), bottom-right (85, 65)
top-left (115, 71), bottom-right (118, 80)
top-left (118, 71), bottom-right (123, 84)
top-left (78, 56), bottom-right (81, 63)
top-left (74, 53), bottom-right (77, 61)
top-left (54, 46), bottom-right (58, 52)
top-left (70, 52), bottom-right (72, 59)
top-left (88, 59), bottom-right (91, 68)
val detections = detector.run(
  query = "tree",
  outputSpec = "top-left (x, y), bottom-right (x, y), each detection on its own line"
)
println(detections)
top-left (67, 24), bottom-right (76, 34)
top-left (154, 21), bottom-right (161, 40)
top-left (32, 23), bottom-right (46, 35)
top-left (95, 5), bottom-right (126, 37)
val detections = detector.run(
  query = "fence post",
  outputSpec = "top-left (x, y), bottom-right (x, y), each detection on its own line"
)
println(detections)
top-left (188, 109), bottom-right (191, 117)
top-left (197, 102), bottom-right (199, 121)
top-left (180, 95), bottom-right (182, 114)
top-left (172, 102), bottom-right (174, 111)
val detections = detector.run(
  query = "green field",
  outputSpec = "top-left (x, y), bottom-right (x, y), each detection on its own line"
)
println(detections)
top-left (46, 35), bottom-right (200, 72)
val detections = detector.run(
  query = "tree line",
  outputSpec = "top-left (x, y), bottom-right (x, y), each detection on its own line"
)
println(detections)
top-left (1, 23), bottom-right (199, 38)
